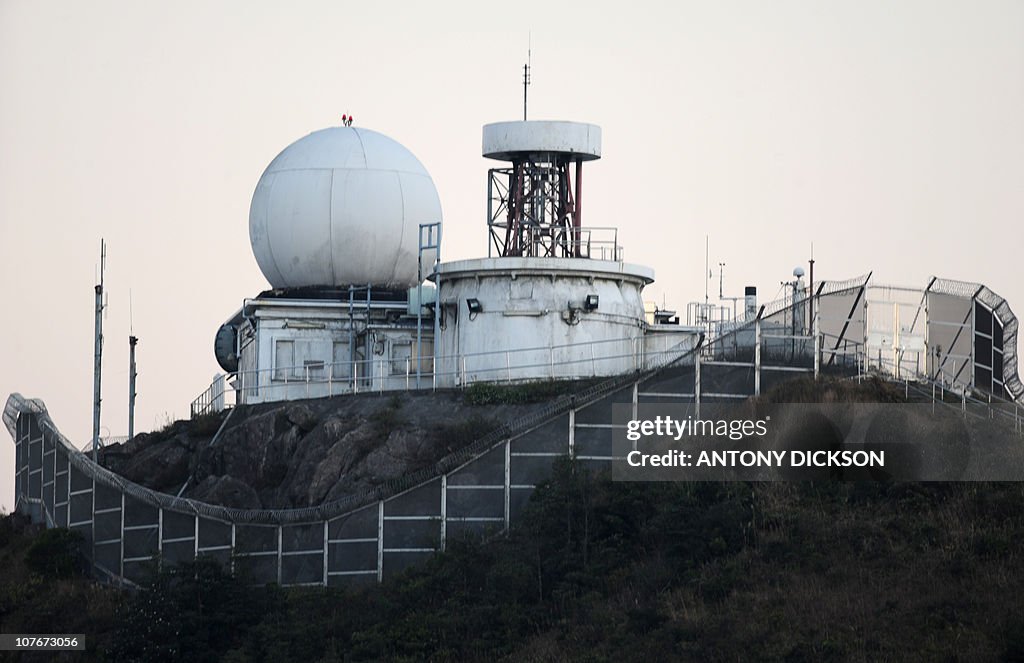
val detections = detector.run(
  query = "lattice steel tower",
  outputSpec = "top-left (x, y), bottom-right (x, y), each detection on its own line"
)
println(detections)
top-left (484, 121), bottom-right (611, 260)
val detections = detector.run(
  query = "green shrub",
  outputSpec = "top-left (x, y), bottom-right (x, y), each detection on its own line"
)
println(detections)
top-left (464, 380), bottom-right (577, 405)
top-left (24, 528), bottom-right (87, 579)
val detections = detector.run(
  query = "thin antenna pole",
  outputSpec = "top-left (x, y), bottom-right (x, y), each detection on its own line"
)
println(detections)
top-left (523, 35), bottom-right (531, 121)
top-left (704, 236), bottom-right (709, 307)
top-left (705, 236), bottom-right (710, 339)
top-left (809, 242), bottom-right (815, 337)
top-left (92, 239), bottom-right (106, 461)
top-left (128, 335), bottom-right (138, 439)
top-left (128, 288), bottom-right (137, 439)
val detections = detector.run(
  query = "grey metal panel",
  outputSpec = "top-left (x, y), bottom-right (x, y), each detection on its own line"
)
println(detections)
top-left (573, 427), bottom-right (612, 457)
top-left (70, 465), bottom-right (92, 493)
top-left (69, 493), bottom-right (93, 524)
top-left (281, 554), bottom-right (323, 585)
top-left (328, 541), bottom-right (377, 572)
top-left (510, 455), bottom-right (558, 486)
top-left (576, 457), bottom-right (612, 475)
top-left (28, 440), bottom-right (42, 471)
top-left (124, 498), bottom-right (158, 528)
top-left (42, 448), bottom-right (53, 485)
top-left (94, 540), bottom-right (120, 573)
top-left (94, 483), bottom-right (121, 511)
top-left (328, 504), bottom-right (378, 540)
top-left (384, 480), bottom-right (441, 517)
top-left (42, 482), bottom-right (54, 515)
top-left (510, 415), bottom-right (567, 454)
top-left (701, 365), bottom-right (755, 395)
top-left (162, 511), bottom-right (195, 540)
top-left (235, 555), bottom-right (277, 585)
top-left (382, 519), bottom-right (440, 549)
top-left (447, 445), bottom-right (505, 486)
top-left (94, 512), bottom-right (121, 541)
top-left (508, 486), bottom-right (535, 519)
top-left (162, 540), bottom-right (196, 566)
top-left (124, 528), bottom-right (159, 559)
top-left (282, 523), bottom-right (321, 553)
top-left (575, 387), bottom-right (633, 424)
top-left (445, 487), bottom-right (504, 519)
top-left (55, 448), bottom-right (68, 477)
top-left (54, 504), bottom-right (68, 528)
top-left (28, 470), bottom-right (41, 499)
top-left (640, 366), bottom-right (695, 395)
top-left (198, 518), bottom-right (232, 549)
top-left (235, 524), bottom-right (277, 553)
top-left (69, 522), bottom-right (92, 546)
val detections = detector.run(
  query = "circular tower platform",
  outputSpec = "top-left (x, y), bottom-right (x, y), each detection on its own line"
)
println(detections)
top-left (482, 121), bottom-right (601, 161)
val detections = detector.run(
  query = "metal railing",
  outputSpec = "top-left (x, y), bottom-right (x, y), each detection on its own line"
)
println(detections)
top-left (190, 334), bottom-right (697, 417)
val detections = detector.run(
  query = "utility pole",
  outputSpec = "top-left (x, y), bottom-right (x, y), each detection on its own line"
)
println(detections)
top-left (92, 240), bottom-right (106, 462)
top-left (128, 335), bottom-right (138, 439)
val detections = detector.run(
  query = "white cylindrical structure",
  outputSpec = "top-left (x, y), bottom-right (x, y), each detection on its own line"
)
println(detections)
top-left (433, 257), bottom-right (653, 385)
top-left (249, 127), bottom-right (442, 290)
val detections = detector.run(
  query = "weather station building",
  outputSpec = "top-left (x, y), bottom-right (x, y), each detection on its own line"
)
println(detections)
top-left (199, 117), bottom-right (699, 413)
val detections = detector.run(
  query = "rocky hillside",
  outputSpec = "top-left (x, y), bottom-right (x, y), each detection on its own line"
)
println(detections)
top-left (98, 382), bottom-right (582, 510)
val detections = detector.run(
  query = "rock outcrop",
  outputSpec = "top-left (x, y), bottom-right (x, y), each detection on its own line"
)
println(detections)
top-left (99, 388), bottom-right (560, 510)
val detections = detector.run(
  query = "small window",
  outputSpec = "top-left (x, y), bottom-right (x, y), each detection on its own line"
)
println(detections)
top-left (390, 342), bottom-right (412, 375)
top-left (274, 340), bottom-right (295, 381)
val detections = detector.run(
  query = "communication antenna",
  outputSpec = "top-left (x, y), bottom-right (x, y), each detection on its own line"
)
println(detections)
top-left (523, 35), bottom-right (531, 121)
top-left (128, 289), bottom-right (139, 439)
top-left (92, 239), bottom-right (106, 461)
top-left (808, 242), bottom-right (815, 329)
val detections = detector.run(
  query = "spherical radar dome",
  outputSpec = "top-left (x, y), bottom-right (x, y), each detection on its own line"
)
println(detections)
top-left (249, 126), bottom-right (442, 289)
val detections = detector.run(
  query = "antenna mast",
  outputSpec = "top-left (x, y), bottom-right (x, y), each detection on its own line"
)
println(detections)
top-left (523, 36), bottom-right (531, 121)
top-left (92, 239), bottom-right (106, 461)
top-left (128, 290), bottom-right (138, 440)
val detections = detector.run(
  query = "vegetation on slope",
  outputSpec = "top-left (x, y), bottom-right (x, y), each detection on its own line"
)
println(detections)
top-left (3, 377), bottom-right (1023, 661)
top-left (3, 463), bottom-right (1024, 661)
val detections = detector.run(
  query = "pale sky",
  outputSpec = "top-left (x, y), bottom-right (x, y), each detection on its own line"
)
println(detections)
top-left (2, 0), bottom-right (1022, 512)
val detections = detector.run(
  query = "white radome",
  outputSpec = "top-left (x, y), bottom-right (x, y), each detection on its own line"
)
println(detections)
top-left (249, 126), bottom-right (442, 289)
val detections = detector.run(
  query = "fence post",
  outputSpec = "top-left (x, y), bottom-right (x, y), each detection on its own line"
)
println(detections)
top-left (503, 440), bottom-right (511, 533)
top-left (694, 348), bottom-right (701, 419)
top-left (506, 352), bottom-right (511, 383)
top-left (568, 407), bottom-right (575, 456)
top-left (754, 317), bottom-right (762, 396)
top-left (440, 474), bottom-right (447, 553)
top-left (813, 311), bottom-right (820, 380)
top-left (377, 500), bottom-right (384, 583)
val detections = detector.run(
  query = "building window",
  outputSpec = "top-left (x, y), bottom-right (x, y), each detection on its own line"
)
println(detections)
top-left (390, 342), bottom-right (412, 375)
top-left (274, 340), bottom-right (295, 381)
